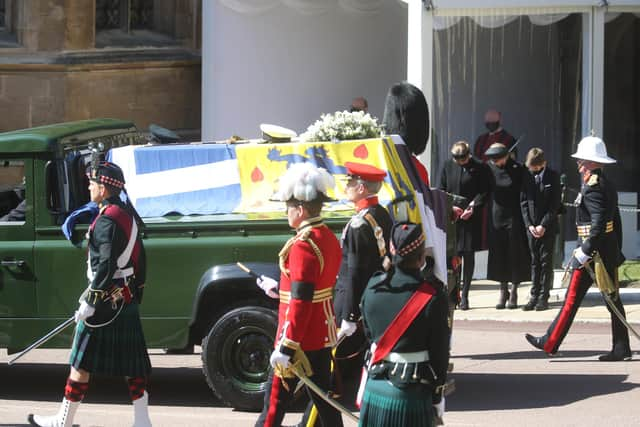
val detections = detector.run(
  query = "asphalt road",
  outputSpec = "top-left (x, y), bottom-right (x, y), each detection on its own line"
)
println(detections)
top-left (1, 320), bottom-right (638, 427)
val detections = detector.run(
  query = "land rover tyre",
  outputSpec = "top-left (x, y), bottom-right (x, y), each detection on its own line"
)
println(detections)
top-left (201, 305), bottom-right (278, 411)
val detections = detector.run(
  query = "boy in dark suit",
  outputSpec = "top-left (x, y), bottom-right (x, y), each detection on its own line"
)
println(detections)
top-left (520, 148), bottom-right (561, 311)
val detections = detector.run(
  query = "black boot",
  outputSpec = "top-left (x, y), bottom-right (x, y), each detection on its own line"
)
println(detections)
top-left (598, 347), bottom-right (632, 361)
top-left (525, 333), bottom-right (546, 351)
top-left (506, 283), bottom-right (518, 309)
top-left (522, 297), bottom-right (537, 311)
top-left (459, 281), bottom-right (470, 311)
top-left (496, 283), bottom-right (509, 309)
top-left (535, 297), bottom-right (549, 311)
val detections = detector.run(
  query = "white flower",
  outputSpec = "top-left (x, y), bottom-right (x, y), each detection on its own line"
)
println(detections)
top-left (300, 110), bottom-right (381, 142)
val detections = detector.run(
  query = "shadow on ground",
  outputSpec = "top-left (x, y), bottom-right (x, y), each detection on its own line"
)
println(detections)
top-left (0, 362), bottom-right (221, 407)
top-left (446, 371), bottom-right (636, 411)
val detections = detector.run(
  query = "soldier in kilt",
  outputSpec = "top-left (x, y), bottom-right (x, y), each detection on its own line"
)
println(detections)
top-left (29, 161), bottom-right (151, 427)
top-left (359, 223), bottom-right (450, 427)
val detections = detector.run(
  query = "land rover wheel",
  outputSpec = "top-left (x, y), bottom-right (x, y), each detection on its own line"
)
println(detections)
top-left (202, 305), bottom-right (277, 411)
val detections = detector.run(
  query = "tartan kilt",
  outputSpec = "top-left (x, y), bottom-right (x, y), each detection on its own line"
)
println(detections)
top-left (359, 377), bottom-right (434, 427)
top-left (69, 302), bottom-right (151, 377)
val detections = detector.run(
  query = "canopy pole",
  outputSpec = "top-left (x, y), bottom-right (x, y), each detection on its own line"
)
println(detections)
top-left (581, 7), bottom-right (605, 139)
top-left (407, 0), bottom-right (434, 176)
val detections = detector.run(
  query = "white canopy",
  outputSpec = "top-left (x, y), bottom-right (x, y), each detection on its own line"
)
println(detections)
top-left (406, 0), bottom-right (640, 171)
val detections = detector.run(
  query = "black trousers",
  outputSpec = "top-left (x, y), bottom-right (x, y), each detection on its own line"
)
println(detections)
top-left (527, 232), bottom-right (555, 301)
top-left (542, 265), bottom-right (630, 354)
top-left (255, 348), bottom-right (344, 427)
top-left (460, 251), bottom-right (475, 289)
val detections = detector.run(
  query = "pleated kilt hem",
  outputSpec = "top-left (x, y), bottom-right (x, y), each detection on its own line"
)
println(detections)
top-left (359, 377), bottom-right (434, 427)
top-left (70, 303), bottom-right (151, 377)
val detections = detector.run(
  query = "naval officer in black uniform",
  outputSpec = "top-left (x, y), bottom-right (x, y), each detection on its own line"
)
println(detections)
top-left (525, 136), bottom-right (632, 361)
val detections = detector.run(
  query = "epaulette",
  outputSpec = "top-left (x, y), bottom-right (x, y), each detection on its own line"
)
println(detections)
top-left (587, 174), bottom-right (599, 186)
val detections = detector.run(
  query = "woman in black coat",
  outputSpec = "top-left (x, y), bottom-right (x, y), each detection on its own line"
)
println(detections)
top-left (439, 141), bottom-right (490, 310)
top-left (485, 143), bottom-right (531, 309)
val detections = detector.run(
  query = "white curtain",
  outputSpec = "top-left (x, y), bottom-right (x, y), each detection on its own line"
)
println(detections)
top-left (528, 13), bottom-right (569, 25)
top-left (434, 13), bottom-right (570, 30)
top-left (218, 0), bottom-right (401, 15)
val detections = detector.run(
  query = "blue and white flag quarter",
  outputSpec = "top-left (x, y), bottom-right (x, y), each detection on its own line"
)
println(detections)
top-left (108, 144), bottom-right (241, 217)
top-left (390, 135), bottom-right (448, 284)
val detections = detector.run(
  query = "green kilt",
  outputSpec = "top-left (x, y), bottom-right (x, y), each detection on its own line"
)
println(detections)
top-left (70, 303), bottom-right (151, 377)
top-left (359, 377), bottom-right (434, 427)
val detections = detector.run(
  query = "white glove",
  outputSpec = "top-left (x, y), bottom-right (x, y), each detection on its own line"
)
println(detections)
top-left (433, 397), bottom-right (445, 418)
top-left (74, 301), bottom-right (95, 323)
top-left (269, 349), bottom-right (291, 369)
top-left (256, 275), bottom-right (279, 299)
top-left (337, 319), bottom-right (357, 340)
top-left (574, 247), bottom-right (591, 265)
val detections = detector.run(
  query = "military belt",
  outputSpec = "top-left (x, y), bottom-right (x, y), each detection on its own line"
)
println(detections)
top-left (576, 220), bottom-right (613, 237)
top-left (383, 350), bottom-right (430, 363)
top-left (279, 287), bottom-right (333, 304)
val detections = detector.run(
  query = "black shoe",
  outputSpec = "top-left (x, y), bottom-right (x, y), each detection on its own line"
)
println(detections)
top-left (522, 300), bottom-right (537, 311)
top-left (525, 333), bottom-right (545, 351)
top-left (598, 350), bottom-right (632, 361)
top-left (459, 297), bottom-right (469, 311)
top-left (535, 300), bottom-right (549, 311)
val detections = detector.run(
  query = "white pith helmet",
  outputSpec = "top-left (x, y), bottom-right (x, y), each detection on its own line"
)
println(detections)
top-left (571, 135), bottom-right (616, 164)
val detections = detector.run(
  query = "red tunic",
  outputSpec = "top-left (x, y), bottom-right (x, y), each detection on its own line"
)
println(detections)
top-left (412, 156), bottom-right (430, 187)
top-left (276, 218), bottom-right (342, 354)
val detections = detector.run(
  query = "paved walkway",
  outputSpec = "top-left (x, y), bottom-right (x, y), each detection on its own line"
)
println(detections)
top-left (454, 280), bottom-right (640, 325)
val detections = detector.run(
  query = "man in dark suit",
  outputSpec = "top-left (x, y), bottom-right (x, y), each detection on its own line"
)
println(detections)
top-left (520, 148), bottom-right (561, 311)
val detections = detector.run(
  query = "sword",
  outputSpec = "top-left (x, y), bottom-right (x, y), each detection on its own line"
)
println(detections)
top-left (8, 317), bottom-right (75, 365)
top-left (582, 262), bottom-right (640, 341)
top-left (289, 363), bottom-right (359, 423)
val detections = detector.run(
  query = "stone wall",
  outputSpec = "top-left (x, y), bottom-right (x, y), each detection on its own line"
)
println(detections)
top-left (0, 0), bottom-right (201, 135)
top-left (0, 59), bottom-right (200, 132)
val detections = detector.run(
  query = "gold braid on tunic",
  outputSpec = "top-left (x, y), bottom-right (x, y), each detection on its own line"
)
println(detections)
top-left (279, 217), bottom-right (325, 278)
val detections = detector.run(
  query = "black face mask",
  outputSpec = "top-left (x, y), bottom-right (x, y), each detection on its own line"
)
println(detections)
top-left (531, 168), bottom-right (544, 176)
top-left (485, 121), bottom-right (500, 132)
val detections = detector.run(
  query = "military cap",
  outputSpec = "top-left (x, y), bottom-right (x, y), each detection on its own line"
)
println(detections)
top-left (271, 162), bottom-right (335, 203)
top-left (87, 161), bottom-right (125, 189)
top-left (149, 124), bottom-right (180, 144)
top-left (485, 143), bottom-right (508, 159)
top-left (260, 124), bottom-right (297, 143)
top-left (389, 222), bottom-right (425, 263)
top-left (345, 162), bottom-right (387, 182)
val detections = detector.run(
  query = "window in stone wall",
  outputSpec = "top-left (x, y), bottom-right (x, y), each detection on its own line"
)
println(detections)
top-left (0, 0), bottom-right (5, 29)
top-left (96, 0), bottom-right (183, 48)
top-left (0, 0), bottom-right (18, 48)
